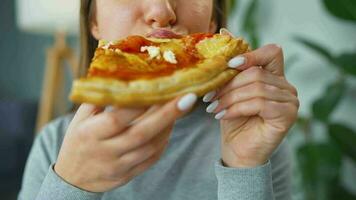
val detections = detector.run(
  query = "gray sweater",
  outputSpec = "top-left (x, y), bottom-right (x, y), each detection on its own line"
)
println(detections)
top-left (18, 103), bottom-right (291, 200)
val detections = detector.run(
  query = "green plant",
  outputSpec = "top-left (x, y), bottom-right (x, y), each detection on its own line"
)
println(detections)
top-left (295, 0), bottom-right (356, 199)
top-left (228, 0), bottom-right (298, 70)
top-left (228, 0), bottom-right (261, 49)
top-left (228, 0), bottom-right (356, 197)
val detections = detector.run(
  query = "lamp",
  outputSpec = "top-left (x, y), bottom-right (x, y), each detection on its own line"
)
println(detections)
top-left (16, 0), bottom-right (80, 132)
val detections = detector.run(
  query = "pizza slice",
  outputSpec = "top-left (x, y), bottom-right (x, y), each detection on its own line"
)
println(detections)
top-left (70, 33), bottom-right (250, 107)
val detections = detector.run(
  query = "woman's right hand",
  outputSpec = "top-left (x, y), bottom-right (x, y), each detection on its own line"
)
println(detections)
top-left (54, 93), bottom-right (197, 193)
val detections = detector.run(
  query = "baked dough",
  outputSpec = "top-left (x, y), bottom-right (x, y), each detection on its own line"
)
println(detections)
top-left (70, 33), bottom-right (250, 107)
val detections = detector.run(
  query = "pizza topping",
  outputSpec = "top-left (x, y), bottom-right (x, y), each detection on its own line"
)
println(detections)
top-left (185, 33), bottom-right (214, 46)
top-left (110, 35), bottom-right (154, 53)
top-left (140, 46), bottom-right (178, 64)
top-left (163, 50), bottom-right (178, 64)
top-left (102, 41), bottom-right (114, 50)
top-left (114, 49), bottom-right (122, 54)
top-left (141, 46), bottom-right (161, 60)
top-left (89, 33), bottom-right (216, 81)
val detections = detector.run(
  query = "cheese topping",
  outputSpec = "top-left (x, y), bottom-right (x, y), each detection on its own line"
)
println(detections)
top-left (102, 41), bottom-right (114, 50)
top-left (163, 50), bottom-right (178, 64)
top-left (89, 34), bottom-right (215, 81)
top-left (140, 46), bottom-right (178, 64)
top-left (141, 46), bottom-right (161, 59)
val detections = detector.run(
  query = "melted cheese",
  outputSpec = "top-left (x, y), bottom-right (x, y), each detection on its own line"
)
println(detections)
top-left (163, 50), bottom-right (178, 64)
top-left (141, 46), bottom-right (161, 59)
top-left (140, 46), bottom-right (178, 64)
top-left (102, 41), bottom-right (114, 50)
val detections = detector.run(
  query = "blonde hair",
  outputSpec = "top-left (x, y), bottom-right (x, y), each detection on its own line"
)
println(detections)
top-left (79, 0), bottom-right (228, 76)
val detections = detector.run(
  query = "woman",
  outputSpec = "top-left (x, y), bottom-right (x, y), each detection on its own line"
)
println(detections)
top-left (18, 0), bottom-right (299, 199)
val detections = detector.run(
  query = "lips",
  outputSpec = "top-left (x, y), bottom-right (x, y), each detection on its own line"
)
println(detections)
top-left (146, 29), bottom-right (182, 39)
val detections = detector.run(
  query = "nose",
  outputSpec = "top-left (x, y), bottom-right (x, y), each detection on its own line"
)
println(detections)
top-left (144, 0), bottom-right (177, 27)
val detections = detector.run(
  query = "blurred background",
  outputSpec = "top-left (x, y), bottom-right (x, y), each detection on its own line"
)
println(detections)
top-left (0, 0), bottom-right (355, 199)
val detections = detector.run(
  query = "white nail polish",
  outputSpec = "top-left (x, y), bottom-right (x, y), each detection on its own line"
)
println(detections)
top-left (219, 28), bottom-right (235, 37)
top-left (228, 56), bottom-right (245, 69)
top-left (215, 110), bottom-right (226, 120)
top-left (203, 91), bottom-right (216, 103)
top-left (105, 106), bottom-right (114, 112)
top-left (178, 93), bottom-right (198, 111)
top-left (206, 100), bottom-right (219, 113)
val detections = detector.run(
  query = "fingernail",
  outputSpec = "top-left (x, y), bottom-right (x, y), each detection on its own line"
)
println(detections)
top-left (215, 110), bottom-right (226, 120)
top-left (220, 28), bottom-right (234, 37)
top-left (105, 106), bottom-right (114, 112)
top-left (228, 56), bottom-right (245, 69)
top-left (178, 93), bottom-right (198, 111)
top-left (206, 100), bottom-right (219, 113)
top-left (203, 91), bottom-right (216, 103)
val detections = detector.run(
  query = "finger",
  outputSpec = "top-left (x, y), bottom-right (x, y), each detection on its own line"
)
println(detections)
top-left (215, 98), bottom-right (298, 123)
top-left (220, 28), bottom-right (235, 37)
top-left (207, 82), bottom-right (299, 114)
top-left (113, 125), bottom-right (172, 171)
top-left (221, 100), bottom-right (298, 142)
top-left (228, 44), bottom-right (284, 76)
top-left (213, 67), bottom-right (297, 101)
top-left (117, 145), bottom-right (165, 186)
top-left (71, 104), bottom-right (105, 125)
top-left (122, 93), bottom-right (197, 150)
top-left (203, 90), bottom-right (218, 103)
top-left (129, 105), bottom-right (162, 126)
top-left (78, 107), bottom-right (148, 140)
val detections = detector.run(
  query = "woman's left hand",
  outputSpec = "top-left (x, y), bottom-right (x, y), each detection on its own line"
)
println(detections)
top-left (203, 44), bottom-right (299, 168)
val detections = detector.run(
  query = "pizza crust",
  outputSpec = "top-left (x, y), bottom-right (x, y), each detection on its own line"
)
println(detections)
top-left (70, 34), bottom-right (250, 107)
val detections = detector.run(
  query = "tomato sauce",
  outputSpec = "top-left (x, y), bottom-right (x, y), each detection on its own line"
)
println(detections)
top-left (88, 33), bottom-right (214, 81)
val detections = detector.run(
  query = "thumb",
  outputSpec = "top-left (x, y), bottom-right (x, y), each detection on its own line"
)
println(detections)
top-left (228, 44), bottom-right (285, 76)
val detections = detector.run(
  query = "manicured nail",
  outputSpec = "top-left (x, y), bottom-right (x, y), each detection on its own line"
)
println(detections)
top-left (203, 91), bottom-right (216, 103)
top-left (105, 106), bottom-right (114, 112)
top-left (215, 110), bottom-right (226, 120)
top-left (206, 100), bottom-right (219, 113)
top-left (178, 93), bottom-right (198, 111)
top-left (228, 56), bottom-right (245, 69)
top-left (220, 28), bottom-right (234, 37)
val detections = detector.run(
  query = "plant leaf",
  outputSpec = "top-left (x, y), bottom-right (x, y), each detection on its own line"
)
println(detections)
top-left (228, 0), bottom-right (238, 16)
top-left (296, 38), bottom-right (356, 74)
top-left (250, 32), bottom-right (259, 50)
top-left (328, 123), bottom-right (356, 162)
top-left (297, 142), bottom-right (342, 199)
top-left (241, 0), bottom-right (260, 49)
top-left (242, 0), bottom-right (258, 31)
top-left (295, 37), bottom-right (334, 63)
top-left (312, 79), bottom-right (346, 122)
top-left (331, 184), bottom-right (356, 200)
top-left (334, 53), bottom-right (356, 76)
top-left (323, 0), bottom-right (356, 22)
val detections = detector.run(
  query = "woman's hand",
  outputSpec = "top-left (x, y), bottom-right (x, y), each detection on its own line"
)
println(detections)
top-left (204, 44), bottom-right (299, 168)
top-left (54, 94), bottom-right (197, 192)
